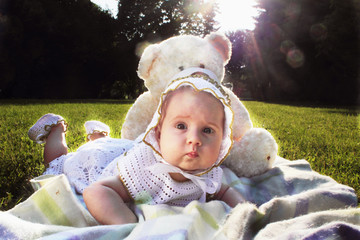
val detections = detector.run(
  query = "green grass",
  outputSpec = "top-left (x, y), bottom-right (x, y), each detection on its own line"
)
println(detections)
top-left (0, 100), bottom-right (359, 210)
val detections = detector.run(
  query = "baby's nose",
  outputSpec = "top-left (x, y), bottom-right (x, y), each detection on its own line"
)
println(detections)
top-left (186, 130), bottom-right (202, 146)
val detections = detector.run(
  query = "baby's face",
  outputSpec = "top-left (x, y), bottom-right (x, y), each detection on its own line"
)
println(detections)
top-left (156, 88), bottom-right (224, 172)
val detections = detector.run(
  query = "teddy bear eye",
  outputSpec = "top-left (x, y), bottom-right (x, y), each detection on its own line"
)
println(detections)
top-left (199, 64), bottom-right (205, 68)
top-left (179, 66), bottom-right (184, 71)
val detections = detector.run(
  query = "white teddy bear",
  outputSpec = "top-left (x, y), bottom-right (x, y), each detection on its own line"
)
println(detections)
top-left (121, 32), bottom-right (278, 177)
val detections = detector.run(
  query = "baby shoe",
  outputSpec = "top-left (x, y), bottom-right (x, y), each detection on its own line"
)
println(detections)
top-left (28, 113), bottom-right (67, 144)
top-left (84, 120), bottom-right (110, 140)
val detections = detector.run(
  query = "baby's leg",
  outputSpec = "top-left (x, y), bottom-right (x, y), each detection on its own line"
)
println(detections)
top-left (83, 176), bottom-right (137, 225)
top-left (28, 114), bottom-right (69, 165)
top-left (44, 122), bottom-right (68, 165)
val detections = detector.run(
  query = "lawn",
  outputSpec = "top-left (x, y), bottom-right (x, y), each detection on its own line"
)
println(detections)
top-left (0, 100), bottom-right (359, 210)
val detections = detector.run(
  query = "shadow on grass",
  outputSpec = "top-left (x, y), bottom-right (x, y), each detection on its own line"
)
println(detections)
top-left (324, 110), bottom-right (359, 116)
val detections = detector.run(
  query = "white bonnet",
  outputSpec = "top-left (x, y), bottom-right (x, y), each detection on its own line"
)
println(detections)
top-left (143, 67), bottom-right (234, 175)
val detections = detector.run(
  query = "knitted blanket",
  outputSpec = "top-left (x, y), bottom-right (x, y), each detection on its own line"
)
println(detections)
top-left (1, 157), bottom-right (359, 240)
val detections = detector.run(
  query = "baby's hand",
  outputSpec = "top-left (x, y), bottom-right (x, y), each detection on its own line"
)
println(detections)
top-left (216, 184), bottom-right (246, 208)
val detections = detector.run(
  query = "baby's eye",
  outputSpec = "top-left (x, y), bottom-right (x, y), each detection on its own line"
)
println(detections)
top-left (203, 127), bottom-right (214, 134)
top-left (176, 123), bottom-right (186, 130)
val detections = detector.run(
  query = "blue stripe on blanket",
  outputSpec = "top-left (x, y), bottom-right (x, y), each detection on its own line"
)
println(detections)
top-left (0, 224), bottom-right (19, 240)
top-left (40, 224), bottom-right (135, 239)
top-left (302, 223), bottom-right (360, 240)
top-left (322, 190), bottom-right (358, 207)
top-left (294, 198), bottom-right (309, 216)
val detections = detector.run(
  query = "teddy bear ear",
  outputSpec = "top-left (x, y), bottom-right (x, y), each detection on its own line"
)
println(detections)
top-left (138, 44), bottom-right (161, 80)
top-left (205, 32), bottom-right (232, 63)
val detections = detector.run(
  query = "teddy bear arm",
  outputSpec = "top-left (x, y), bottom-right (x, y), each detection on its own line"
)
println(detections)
top-left (224, 128), bottom-right (278, 178)
top-left (121, 91), bottom-right (158, 140)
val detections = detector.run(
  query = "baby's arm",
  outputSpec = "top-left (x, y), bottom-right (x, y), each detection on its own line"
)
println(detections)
top-left (215, 184), bottom-right (246, 208)
top-left (83, 176), bottom-right (137, 225)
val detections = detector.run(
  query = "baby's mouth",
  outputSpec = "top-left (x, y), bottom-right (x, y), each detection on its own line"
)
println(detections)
top-left (186, 152), bottom-right (199, 158)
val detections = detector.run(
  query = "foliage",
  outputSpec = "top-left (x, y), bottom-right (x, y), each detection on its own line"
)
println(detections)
top-left (117, 0), bottom-right (219, 42)
top-left (240, 0), bottom-right (359, 104)
top-left (225, 31), bottom-right (248, 78)
top-left (0, 0), bottom-right (218, 100)
top-left (224, 30), bottom-right (253, 98)
top-left (0, 0), bottom-right (122, 99)
top-left (1, 100), bottom-right (359, 210)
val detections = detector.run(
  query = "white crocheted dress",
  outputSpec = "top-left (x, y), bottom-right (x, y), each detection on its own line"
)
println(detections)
top-left (43, 138), bottom-right (223, 207)
top-left (43, 137), bottom-right (134, 193)
top-left (116, 142), bottom-right (223, 207)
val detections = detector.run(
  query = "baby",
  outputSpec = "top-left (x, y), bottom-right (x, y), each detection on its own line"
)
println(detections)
top-left (83, 68), bottom-right (245, 225)
top-left (28, 68), bottom-right (245, 225)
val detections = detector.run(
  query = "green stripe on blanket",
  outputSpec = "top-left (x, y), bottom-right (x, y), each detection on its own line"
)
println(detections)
top-left (194, 205), bottom-right (219, 229)
top-left (134, 201), bottom-right (229, 240)
top-left (8, 174), bottom-right (98, 228)
top-left (32, 189), bottom-right (72, 226)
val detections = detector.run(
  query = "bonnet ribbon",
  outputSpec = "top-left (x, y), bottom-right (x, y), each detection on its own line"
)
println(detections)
top-left (146, 162), bottom-right (222, 202)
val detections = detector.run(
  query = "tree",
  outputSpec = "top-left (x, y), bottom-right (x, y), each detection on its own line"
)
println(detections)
top-left (0, 0), bottom-right (220, 99)
top-left (0, 0), bottom-right (120, 98)
top-left (225, 30), bottom-right (253, 98)
top-left (117, 0), bottom-right (219, 42)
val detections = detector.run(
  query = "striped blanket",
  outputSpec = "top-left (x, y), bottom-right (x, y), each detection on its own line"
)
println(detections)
top-left (1, 157), bottom-right (359, 239)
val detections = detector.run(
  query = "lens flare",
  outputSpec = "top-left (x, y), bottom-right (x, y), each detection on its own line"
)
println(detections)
top-left (286, 49), bottom-right (304, 68)
top-left (280, 40), bottom-right (295, 54)
top-left (310, 23), bottom-right (328, 41)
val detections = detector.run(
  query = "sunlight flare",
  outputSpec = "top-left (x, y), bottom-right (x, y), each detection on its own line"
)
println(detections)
top-left (215, 0), bottom-right (259, 32)
top-left (91, 0), bottom-right (118, 17)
